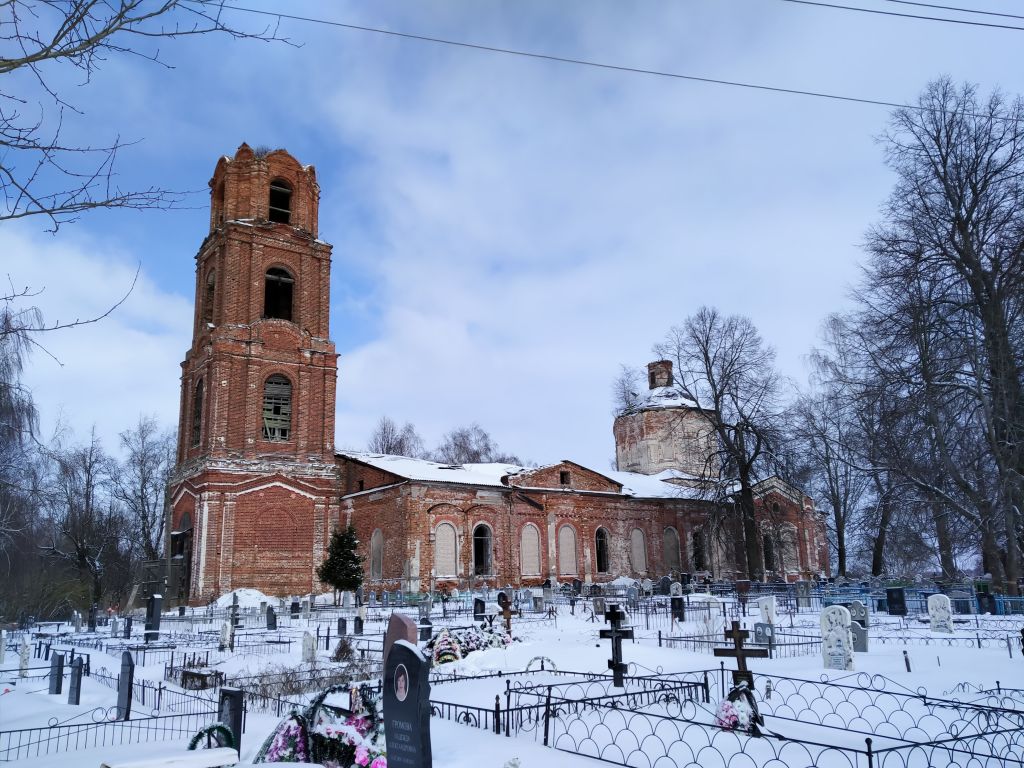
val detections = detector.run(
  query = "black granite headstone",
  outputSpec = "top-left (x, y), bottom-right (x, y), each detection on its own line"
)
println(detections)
top-left (144, 594), bottom-right (162, 642)
top-left (886, 588), bottom-right (908, 616)
top-left (67, 656), bottom-right (83, 705)
top-left (659, 576), bottom-right (671, 596)
top-left (354, 616), bottom-right (364, 635)
top-left (123, 615), bottom-right (133, 639)
top-left (178, 605), bottom-right (186, 617)
top-left (116, 651), bottom-right (135, 720)
top-left (383, 591), bottom-right (390, 608)
top-left (48, 651), bottom-right (64, 694)
top-left (978, 592), bottom-right (997, 615)
top-left (572, 578), bottom-right (583, 596)
top-left (542, 578), bottom-right (552, 589)
top-left (88, 604), bottom-right (98, 632)
top-left (290, 600), bottom-right (301, 619)
top-left (337, 616), bottom-right (348, 635)
top-left (219, 687), bottom-right (244, 755)
top-left (473, 598), bottom-right (485, 622)
top-left (267, 606), bottom-right (277, 631)
top-left (356, 586), bottom-right (364, 607)
top-left (383, 640), bottom-right (432, 768)
top-left (418, 618), bottom-right (432, 642)
top-left (671, 596), bottom-right (685, 622)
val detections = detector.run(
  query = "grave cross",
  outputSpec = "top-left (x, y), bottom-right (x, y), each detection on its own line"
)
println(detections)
top-left (599, 603), bottom-right (634, 687)
top-left (713, 620), bottom-right (768, 688)
top-left (497, 591), bottom-right (519, 634)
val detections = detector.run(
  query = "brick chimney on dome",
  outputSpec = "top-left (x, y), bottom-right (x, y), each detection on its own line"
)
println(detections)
top-left (647, 360), bottom-right (673, 389)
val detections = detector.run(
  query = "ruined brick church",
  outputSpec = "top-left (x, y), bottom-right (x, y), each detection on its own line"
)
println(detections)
top-left (167, 146), bottom-right (828, 604)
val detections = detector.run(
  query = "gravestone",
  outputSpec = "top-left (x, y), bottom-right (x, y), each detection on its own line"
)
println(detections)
top-left (978, 592), bottom-right (997, 615)
top-left (753, 622), bottom-right (774, 648)
top-left (338, 616), bottom-right (348, 635)
top-left (48, 651), bottom-right (64, 694)
top-left (73, 611), bottom-right (82, 632)
top-left (123, 615), bottom-right (133, 639)
top-left (342, 591), bottom-right (354, 609)
top-left (450, 588), bottom-right (460, 600)
top-left (626, 586), bottom-right (639, 609)
top-left (180, 606), bottom-right (187, 617)
top-left (266, 606), bottom-right (277, 631)
top-left (220, 620), bottom-right (234, 652)
top-left (88, 604), bottom-right (98, 632)
top-left (572, 578), bottom-right (582, 596)
top-left (383, 640), bottom-right (432, 768)
top-left (110, 616), bottom-right (119, 637)
top-left (543, 587), bottom-right (553, 603)
top-left (418, 600), bottom-right (431, 622)
top-left (116, 651), bottom-right (135, 720)
top-left (659, 576), bottom-right (672, 595)
top-left (354, 616), bottom-right (364, 635)
top-left (714, 621), bottom-right (769, 688)
top-left (396, 590), bottom-right (405, 605)
top-left (383, 591), bottom-right (390, 608)
top-left (302, 632), bottom-right (316, 663)
top-left (670, 581), bottom-right (683, 597)
top-left (886, 587), bottom-right (907, 616)
top-left (473, 597), bottom-right (486, 622)
top-left (290, 599), bottom-right (301, 618)
top-left (356, 586), bottom-right (365, 607)
top-left (736, 580), bottom-right (751, 605)
top-left (532, 595), bottom-right (544, 612)
top-left (599, 604), bottom-right (634, 687)
top-left (19, 636), bottom-right (30, 677)
top-left (542, 577), bottom-right (552, 589)
top-left (592, 596), bottom-right (606, 617)
top-left (928, 593), bottom-right (954, 634)
top-left (67, 656), bottom-right (83, 705)
top-left (384, 612), bottom-right (418, 667)
top-left (418, 617), bottom-right (433, 642)
top-left (845, 600), bottom-right (868, 627)
top-left (369, 591), bottom-right (378, 609)
top-left (821, 605), bottom-right (854, 671)
top-left (642, 578), bottom-right (653, 595)
top-left (301, 599), bottom-right (311, 619)
top-left (758, 595), bottom-right (776, 625)
top-left (259, 601), bottom-right (267, 616)
top-left (795, 580), bottom-right (811, 609)
top-left (358, 605), bottom-right (368, 623)
top-left (670, 596), bottom-right (685, 622)
top-left (219, 687), bottom-right (244, 755)
top-left (850, 621), bottom-right (868, 652)
top-left (144, 594), bottom-right (162, 642)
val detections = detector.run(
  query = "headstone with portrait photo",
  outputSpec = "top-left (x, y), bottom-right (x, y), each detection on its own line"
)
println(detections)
top-left (383, 639), bottom-right (432, 768)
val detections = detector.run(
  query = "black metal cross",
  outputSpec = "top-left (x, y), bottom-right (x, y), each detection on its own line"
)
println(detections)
top-left (599, 603), bottom-right (634, 687)
top-left (713, 620), bottom-right (768, 688)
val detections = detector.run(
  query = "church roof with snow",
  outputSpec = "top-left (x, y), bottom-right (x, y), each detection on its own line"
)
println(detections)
top-left (337, 452), bottom-right (705, 500)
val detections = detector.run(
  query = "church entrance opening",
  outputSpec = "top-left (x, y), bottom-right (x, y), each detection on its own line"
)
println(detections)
top-left (473, 524), bottom-right (492, 576)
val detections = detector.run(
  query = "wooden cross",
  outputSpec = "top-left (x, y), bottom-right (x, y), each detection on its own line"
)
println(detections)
top-left (713, 620), bottom-right (768, 688)
top-left (497, 593), bottom-right (518, 633)
top-left (599, 604), bottom-right (634, 687)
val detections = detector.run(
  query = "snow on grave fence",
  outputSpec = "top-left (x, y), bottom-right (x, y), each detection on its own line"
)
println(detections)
top-left (479, 668), bottom-right (1024, 768)
top-left (0, 707), bottom-right (219, 762)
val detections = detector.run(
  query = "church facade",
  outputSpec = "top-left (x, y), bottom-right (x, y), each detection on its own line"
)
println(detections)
top-left (168, 146), bottom-right (829, 604)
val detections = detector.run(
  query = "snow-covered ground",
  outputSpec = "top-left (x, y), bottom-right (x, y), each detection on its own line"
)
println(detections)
top-left (2, 595), bottom-right (1022, 767)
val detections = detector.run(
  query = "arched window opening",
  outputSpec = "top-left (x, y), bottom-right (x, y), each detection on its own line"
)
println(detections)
top-left (630, 528), bottom-right (647, 573)
top-left (370, 529), bottom-right (384, 580)
top-left (262, 374), bottom-right (292, 441)
top-left (264, 267), bottom-right (294, 321)
top-left (558, 525), bottom-right (577, 576)
top-left (473, 524), bottom-right (492, 576)
top-left (268, 178), bottom-right (292, 224)
top-left (202, 271), bottom-right (216, 326)
top-left (434, 523), bottom-right (457, 577)
top-left (520, 524), bottom-right (541, 576)
top-left (191, 379), bottom-right (204, 447)
top-left (595, 528), bottom-right (610, 574)
top-left (692, 529), bottom-right (707, 572)
top-left (763, 533), bottom-right (776, 572)
top-left (214, 182), bottom-right (225, 226)
top-left (663, 527), bottom-right (681, 573)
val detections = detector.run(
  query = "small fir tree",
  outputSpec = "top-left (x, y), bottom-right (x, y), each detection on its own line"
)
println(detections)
top-left (317, 525), bottom-right (364, 594)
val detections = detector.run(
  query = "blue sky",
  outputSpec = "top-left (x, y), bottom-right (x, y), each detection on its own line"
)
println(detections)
top-left (10, 0), bottom-right (1024, 468)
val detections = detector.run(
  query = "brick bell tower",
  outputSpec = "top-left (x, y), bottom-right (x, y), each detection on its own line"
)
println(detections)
top-left (167, 144), bottom-right (340, 604)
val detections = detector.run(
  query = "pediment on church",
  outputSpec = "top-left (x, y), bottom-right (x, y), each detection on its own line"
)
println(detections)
top-left (509, 461), bottom-right (623, 493)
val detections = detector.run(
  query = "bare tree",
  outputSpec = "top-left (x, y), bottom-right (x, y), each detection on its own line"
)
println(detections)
top-left (111, 415), bottom-right (174, 562)
top-left (611, 364), bottom-right (644, 416)
top-left (1, 1), bottom-right (286, 229)
top-left (366, 416), bottom-right (425, 458)
top-left (433, 423), bottom-right (521, 465)
top-left (654, 306), bottom-right (783, 580)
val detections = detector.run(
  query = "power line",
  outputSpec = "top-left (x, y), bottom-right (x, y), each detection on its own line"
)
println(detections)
top-left (775, 0), bottom-right (1024, 31)
top-left (881, 0), bottom-right (1024, 23)
top-left (206, 2), bottom-right (1020, 123)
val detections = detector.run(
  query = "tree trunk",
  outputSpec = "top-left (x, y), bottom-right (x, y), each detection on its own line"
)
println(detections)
top-left (871, 479), bottom-right (893, 577)
top-left (737, 478), bottom-right (762, 581)
top-left (931, 504), bottom-right (956, 580)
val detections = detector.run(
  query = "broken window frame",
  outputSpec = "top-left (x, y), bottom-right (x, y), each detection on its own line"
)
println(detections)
top-left (473, 523), bottom-right (492, 576)
top-left (595, 527), bottom-right (610, 573)
top-left (262, 373), bottom-right (292, 441)
top-left (263, 267), bottom-right (294, 321)
top-left (268, 178), bottom-right (292, 224)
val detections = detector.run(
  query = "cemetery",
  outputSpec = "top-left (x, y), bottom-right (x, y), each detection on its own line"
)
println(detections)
top-left (1, 580), bottom-right (1023, 767)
